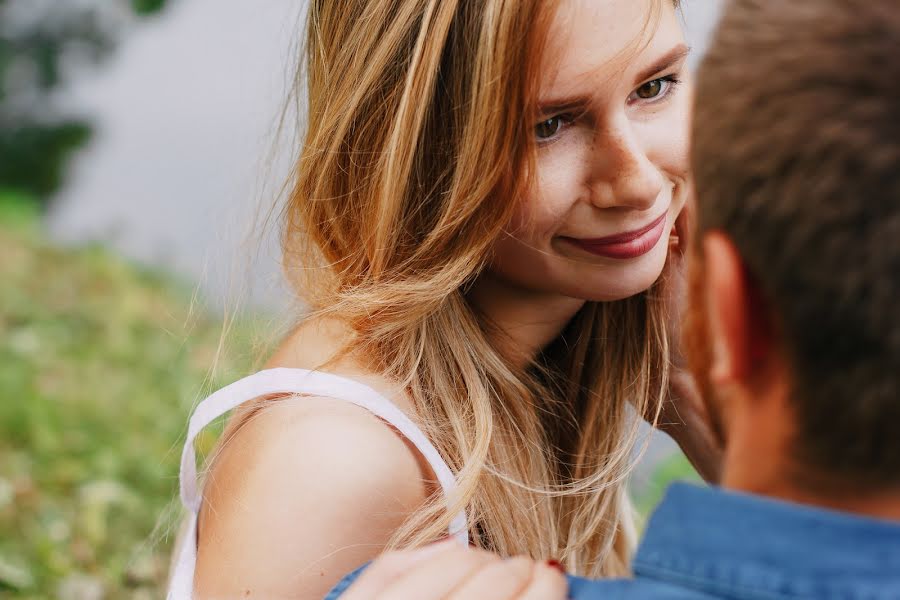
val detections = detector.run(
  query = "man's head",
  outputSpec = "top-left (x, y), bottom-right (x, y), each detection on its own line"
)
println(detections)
top-left (687, 0), bottom-right (900, 498)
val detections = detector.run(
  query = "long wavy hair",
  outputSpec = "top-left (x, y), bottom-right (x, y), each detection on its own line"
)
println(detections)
top-left (244, 0), bottom-right (674, 578)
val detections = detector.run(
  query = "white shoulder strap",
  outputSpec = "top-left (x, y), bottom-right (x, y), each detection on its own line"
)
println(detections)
top-left (168, 368), bottom-right (468, 598)
top-left (179, 368), bottom-right (468, 538)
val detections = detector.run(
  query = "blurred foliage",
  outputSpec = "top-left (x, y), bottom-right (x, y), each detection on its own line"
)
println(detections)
top-left (633, 451), bottom-right (701, 522)
top-left (0, 0), bottom-right (168, 206)
top-left (0, 122), bottom-right (92, 200)
top-left (0, 190), bottom-right (263, 598)
top-left (131, 0), bottom-right (168, 16)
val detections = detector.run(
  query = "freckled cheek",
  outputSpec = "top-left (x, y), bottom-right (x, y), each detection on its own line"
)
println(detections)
top-left (509, 144), bottom-right (587, 240)
top-left (670, 111), bottom-right (692, 179)
top-left (507, 196), bottom-right (562, 245)
top-left (640, 97), bottom-right (692, 184)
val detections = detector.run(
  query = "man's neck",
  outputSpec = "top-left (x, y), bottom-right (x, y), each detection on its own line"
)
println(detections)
top-left (716, 387), bottom-right (900, 522)
top-left (768, 484), bottom-right (900, 522)
top-left (723, 443), bottom-right (900, 522)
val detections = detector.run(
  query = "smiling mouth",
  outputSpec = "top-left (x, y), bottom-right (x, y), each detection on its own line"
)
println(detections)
top-left (563, 212), bottom-right (668, 260)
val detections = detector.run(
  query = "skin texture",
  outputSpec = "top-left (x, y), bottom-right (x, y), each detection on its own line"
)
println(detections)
top-left (473, 0), bottom-right (691, 359)
top-left (192, 1), bottom-right (698, 597)
top-left (194, 393), bottom-right (433, 599)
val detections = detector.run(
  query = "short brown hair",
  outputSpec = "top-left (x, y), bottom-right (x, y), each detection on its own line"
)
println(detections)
top-left (691, 0), bottom-right (900, 486)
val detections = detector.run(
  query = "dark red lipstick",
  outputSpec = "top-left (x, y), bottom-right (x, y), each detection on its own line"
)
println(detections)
top-left (565, 212), bottom-right (667, 259)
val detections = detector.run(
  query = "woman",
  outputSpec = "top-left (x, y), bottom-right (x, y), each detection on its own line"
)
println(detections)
top-left (168, 0), bottom-right (715, 597)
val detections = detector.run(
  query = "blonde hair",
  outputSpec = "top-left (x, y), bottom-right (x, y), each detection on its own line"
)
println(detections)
top-left (267, 0), bottom-right (671, 578)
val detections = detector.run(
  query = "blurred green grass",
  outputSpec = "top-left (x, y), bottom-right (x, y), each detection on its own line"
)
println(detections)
top-left (0, 190), bottom-right (698, 598)
top-left (0, 191), bottom-right (261, 598)
top-left (632, 452), bottom-right (701, 523)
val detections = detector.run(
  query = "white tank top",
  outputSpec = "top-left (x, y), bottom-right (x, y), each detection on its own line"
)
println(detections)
top-left (167, 367), bottom-right (468, 599)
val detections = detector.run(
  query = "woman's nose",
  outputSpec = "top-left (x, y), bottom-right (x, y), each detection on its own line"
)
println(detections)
top-left (587, 123), bottom-right (663, 211)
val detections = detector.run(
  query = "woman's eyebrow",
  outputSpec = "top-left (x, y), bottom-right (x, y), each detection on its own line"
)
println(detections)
top-left (634, 43), bottom-right (691, 83)
top-left (536, 96), bottom-right (591, 116)
top-left (536, 44), bottom-right (692, 114)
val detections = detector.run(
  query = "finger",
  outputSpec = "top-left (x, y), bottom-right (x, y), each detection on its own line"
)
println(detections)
top-left (678, 407), bottom-right (724, 483)
top-left (670, 370), bottom-right (700, 404)
top-left (517, 561), bottom-right (568, 600)
top-left (340, 539), bottom-right (457, 600)
top-left (375, 545), bottom-right (497, 600)
top-left (675, 201), bottom-right (690, 240)
top-left (672, 192), bottom-right (694, 255)
top-left (446, 556), bottom-right (534, 600)
top-left (679, 180), bottom-right (696, 235)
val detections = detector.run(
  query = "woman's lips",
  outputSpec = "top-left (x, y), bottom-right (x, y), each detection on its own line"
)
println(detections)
top-left (564, 212), bottom-right (668, 259)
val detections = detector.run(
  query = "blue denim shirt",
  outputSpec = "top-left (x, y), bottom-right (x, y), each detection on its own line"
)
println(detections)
top-left (327, 483), bottom-right (900, 599)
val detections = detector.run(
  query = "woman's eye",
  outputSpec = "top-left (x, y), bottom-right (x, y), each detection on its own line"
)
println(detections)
top-left (535, 116), bottom-right (564, 140)
top-left (636, 79), bottom-right (665, 99)
top-left (632, 75), bottom-right (679, 102)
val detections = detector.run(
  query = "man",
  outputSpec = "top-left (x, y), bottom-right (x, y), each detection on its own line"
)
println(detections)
top-left (334, 0), bottom-right (900, 597)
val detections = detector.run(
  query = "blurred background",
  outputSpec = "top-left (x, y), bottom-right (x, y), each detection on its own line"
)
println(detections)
top-left (0, 1), bottom-right (722, 597)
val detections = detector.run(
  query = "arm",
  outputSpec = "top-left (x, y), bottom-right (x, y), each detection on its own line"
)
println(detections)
top-left (655, 196), bottom-right (723, 483)
top-left (193, 396), bottom-right (432, 599)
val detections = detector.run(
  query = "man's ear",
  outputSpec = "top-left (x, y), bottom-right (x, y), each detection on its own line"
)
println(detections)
top-left (702, 232), bottom-right (775, 389)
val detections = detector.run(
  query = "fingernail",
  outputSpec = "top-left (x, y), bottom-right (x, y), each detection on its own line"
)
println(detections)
top-left (545, 559), bottom-right (565, 573)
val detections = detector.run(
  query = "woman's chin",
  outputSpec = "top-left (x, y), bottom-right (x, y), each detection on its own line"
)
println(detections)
top-left (572, 245), bottom-right (670, 302)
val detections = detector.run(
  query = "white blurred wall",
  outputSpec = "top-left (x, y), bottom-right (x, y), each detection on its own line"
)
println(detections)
top-left (48, 0), bottom-right (305, 309)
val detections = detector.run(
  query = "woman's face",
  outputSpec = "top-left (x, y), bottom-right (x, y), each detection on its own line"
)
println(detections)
top-left (489, 0), bottom-right (691, 302)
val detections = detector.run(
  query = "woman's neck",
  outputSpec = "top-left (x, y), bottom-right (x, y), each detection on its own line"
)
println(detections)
top-left (468, 271), bottom-right (585, 368)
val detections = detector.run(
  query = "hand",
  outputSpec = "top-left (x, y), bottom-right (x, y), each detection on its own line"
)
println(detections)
top-left (341, 540), bottom-right (568, 600)
top-left (659, 369), bottom-right (723, 483)
top-left (654, 194), bottom-right (723, 483)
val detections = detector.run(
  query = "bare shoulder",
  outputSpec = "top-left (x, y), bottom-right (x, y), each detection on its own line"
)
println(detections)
top-left (194, 395), bottom-right (432, 599)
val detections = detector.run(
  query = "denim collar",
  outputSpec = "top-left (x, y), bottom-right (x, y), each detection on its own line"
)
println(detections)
top-left (633, 483), bottom-right (900, 599)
